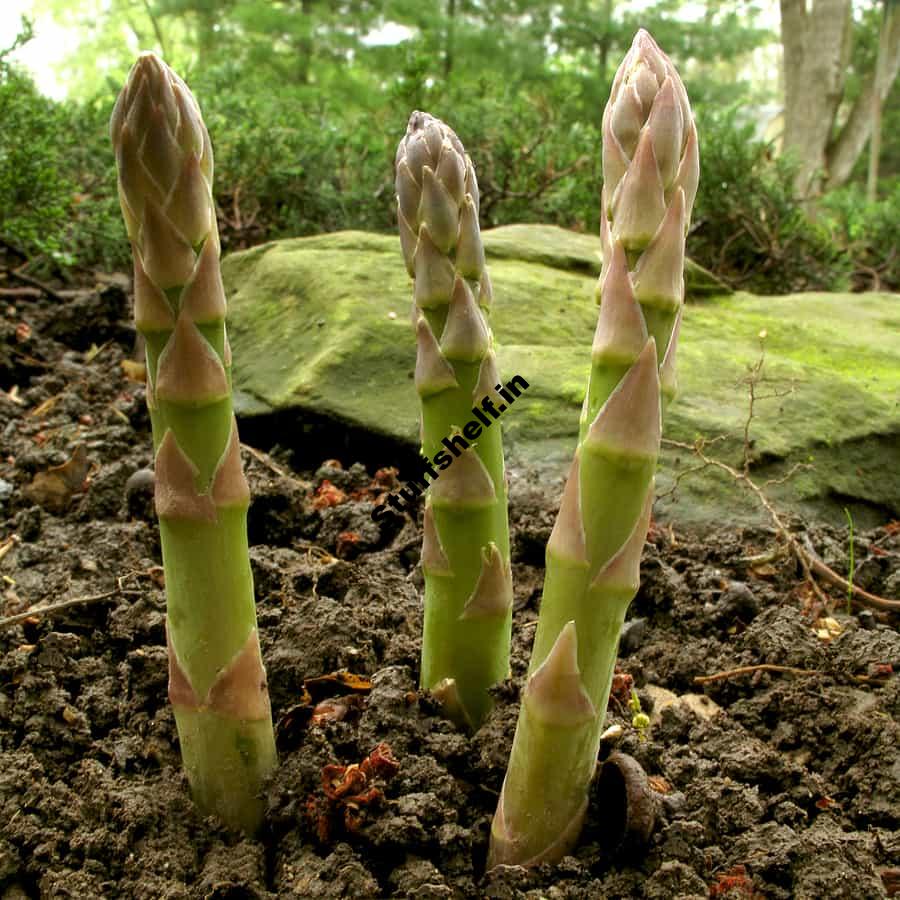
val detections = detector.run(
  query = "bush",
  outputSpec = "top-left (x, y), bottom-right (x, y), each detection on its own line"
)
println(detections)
top-left (689, 108), bottom-right (852, 293)
top-left (0, 49), bottom-right (128, 274)
top-left (191, 60), bottom-right (602, 251)
top-left (430, 79), bottom-right (600, 233)
top-left (0, 62), bottom-right (76, 263)
top-left (185, 61), bottom-right (393, 251)
top-left (4, 46), bottom-right (892, 297)
top-left (820, 183), bottom-right (900, 292)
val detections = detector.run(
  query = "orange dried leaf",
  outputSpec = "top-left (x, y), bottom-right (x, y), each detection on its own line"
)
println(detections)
top-left (312, 479), bottom-right (347, 508)
top-left (304, 670), bottom-right (373, 699)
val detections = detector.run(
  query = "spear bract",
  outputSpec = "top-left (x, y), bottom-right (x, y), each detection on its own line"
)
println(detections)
top-left (488, 29), bottom-right (697, 867)
top-left (110, 53), bottom-right (276, 832)
top-left (394, 111), bottom-right (512, 728)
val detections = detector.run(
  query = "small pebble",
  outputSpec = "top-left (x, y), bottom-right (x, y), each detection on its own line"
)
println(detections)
top-left (600, 723), bottom-right (624, 745)
top-left (125, 468), bottom-right (156, 520)
top-left (719, 581), bottom-right (760, 621)
top-left (857, 609), bottom-right (876, 630)
top-left (661, 791), bottom-right (687, 817)
top-left (16, 506), bottom-right (42, 542)
top-left (620, 617), bottom-right (648, 654)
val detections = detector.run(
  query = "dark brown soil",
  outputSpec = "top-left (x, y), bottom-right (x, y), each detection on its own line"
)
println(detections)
top-left (1, 284), bottom-right (899, 899)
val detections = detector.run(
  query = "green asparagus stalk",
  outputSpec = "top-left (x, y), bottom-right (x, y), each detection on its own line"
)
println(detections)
top-left (110, 53), bottom-right (276, 833)
top-left (394, 111), bottom-right (512, 729)
top-left (488, 29), bottom-right (697, 867)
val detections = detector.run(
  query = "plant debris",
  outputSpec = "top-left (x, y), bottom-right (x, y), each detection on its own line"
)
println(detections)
top-left (306, 742), bottom-right (401, 844)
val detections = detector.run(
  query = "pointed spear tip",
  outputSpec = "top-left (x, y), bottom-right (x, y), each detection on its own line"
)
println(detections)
top-left (547, 453), bottom-right (588, 565)
top-left (459, 542), bottom-right (513, 620)
top-left (525, 622), bottom-right (597, 727)
top-left (585, 337), bottom-right (660, 462)
top-left (590, 486), bottom-right (654, 600)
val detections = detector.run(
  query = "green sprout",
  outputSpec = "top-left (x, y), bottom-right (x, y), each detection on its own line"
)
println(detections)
top-left (110, 53), bottom-right (277, 833)
top-left (488, 28), bottom-right (697, 868)
top-left (629, 688), bottom-right (650, 740)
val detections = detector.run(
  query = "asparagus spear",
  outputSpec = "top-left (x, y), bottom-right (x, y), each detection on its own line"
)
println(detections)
top-left (394, 111), bottom-right (512, 729)
top-left (488, 29), bottom-right (697, 867)
top-left (110, 53), bottom-right (276, 833)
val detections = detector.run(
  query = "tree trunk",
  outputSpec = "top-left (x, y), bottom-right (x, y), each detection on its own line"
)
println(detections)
top-left (866, 57), bottom-right (884, 202)
top-left (780, 0), bottom-right (853, 197)
top-left (445, 0), bottom-right (456, 80)
top-left (598, 0), bottom-right (613, 83)
top-left (826, 0), bottom-right (900, 195)
top-left (296, 0), bottom-right (313, 85)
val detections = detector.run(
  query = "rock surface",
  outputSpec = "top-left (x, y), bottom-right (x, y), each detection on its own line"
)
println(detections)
top-left (223, 226), bottom-right (900, 527)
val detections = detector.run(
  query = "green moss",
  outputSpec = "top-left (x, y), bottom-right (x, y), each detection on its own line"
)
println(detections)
top-left (482, 224), bottom-right (731, 297)
top-left (223, 227), bottom-right (900, 526)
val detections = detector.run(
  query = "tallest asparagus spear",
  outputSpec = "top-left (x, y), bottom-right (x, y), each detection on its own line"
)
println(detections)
top-left (110, 53), bottom-right (276, 833)
top-left (489, 29), bottom-right (697, 867)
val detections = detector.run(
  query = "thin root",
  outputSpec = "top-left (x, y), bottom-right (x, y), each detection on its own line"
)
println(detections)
top-left (694, 663), bottom-right (820, 685)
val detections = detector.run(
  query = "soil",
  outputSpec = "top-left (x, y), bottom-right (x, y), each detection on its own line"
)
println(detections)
top-left (1, 281), bottom-right (899, 900)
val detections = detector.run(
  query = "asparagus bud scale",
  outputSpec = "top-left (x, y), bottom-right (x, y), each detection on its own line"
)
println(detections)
top-left (395, 111), bottom-right (512, 728)
top-left (489, 29), bottom-right (697, 868)
top-left (110, 53), bottom-right (276, 833)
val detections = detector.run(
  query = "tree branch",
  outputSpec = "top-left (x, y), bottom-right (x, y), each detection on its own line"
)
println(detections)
top-left (826, 1), bottom-right (900, 189)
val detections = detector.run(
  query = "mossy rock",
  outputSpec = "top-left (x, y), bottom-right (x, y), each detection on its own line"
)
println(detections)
top-left (223, 226), bottom-right (900, 528)
top-left (482, 224), bottom-right (731, 297)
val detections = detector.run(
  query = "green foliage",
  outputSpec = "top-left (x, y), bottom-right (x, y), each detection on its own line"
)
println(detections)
top-left (845, 0), bottom-right (900, 183)
top-left (189, 62), bottom-right (396, 248)
top-left (690, 109), bottom-right (852, 293)
top-left (59, 102), bottom-right (132, 273)
top-left (0, 58), bottom-right (74, 261)
top-left (183, 57), bottom-right (602, 250)
top-left (12, 0), bottom-right (897, 293)
top-left (0, 22), bottom-right (127, 272)
top-left (820, 182), bottom-right (900, 291)
top-left (407, 78), bottom-right (601, 232)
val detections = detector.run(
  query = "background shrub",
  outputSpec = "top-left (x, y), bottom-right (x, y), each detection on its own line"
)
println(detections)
top-left (0, 63), bottom-right (75, 263)
top-left (1, 30), bottom-right (896, 297)
top-left (820, 183), bottom-right (900, 292)
top-left (689, 109), bottom-right (852, 293)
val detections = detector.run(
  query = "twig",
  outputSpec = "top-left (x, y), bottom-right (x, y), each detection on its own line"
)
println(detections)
top-left (5, 266), bottom-right (66, 302)
top-left (665, 436), bottom-right (899, 613)
top-left (661, 337), bottom-right (898, 615)
top-left (694, 663), bottom-right (820, 685)
top-left (0, 588), bottom-right (142, 629)
top-left (0, 287), bottom-right (42, 298)
top-left (663, 435), bottom-right (830, 606)
top-left (850, 673), bottom-right (893, 685)
top-left (799, 535), bottom-right (900, 613)
top-left (241, 442), bottom-right (301, 484)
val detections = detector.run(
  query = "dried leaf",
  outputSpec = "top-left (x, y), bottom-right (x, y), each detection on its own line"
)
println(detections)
top-left (312, 480), bottom-right (347, 509)
top-left (121, 359), bottom-right (147, 383)
top-left (23, 445), bottom-right (90, 513)
top-left (311, 694), bottom-right (365, 726)
top-left (28, 395), bottom-right (61, 419)
top-left (304, 670), bottom-right (373, 700)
